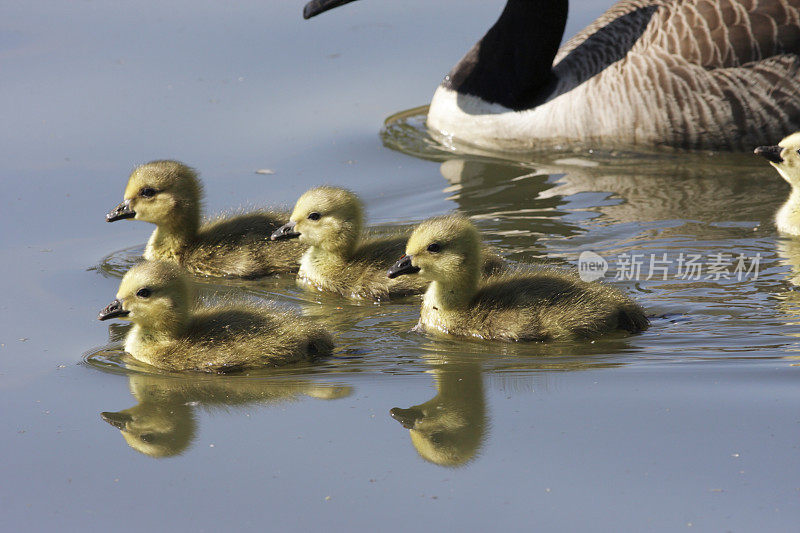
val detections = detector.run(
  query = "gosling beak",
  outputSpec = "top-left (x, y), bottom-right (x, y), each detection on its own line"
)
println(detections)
top-left (98, 298), bottom-right (129, 321)
top-left (106, 200), bottom-right (136, 222)
top-left (754, 145), bottom-right (784, 164)
top-left (387, 254), bottom-right (420, 279)
top-left (390, 407), bottom-right (423, 429)
top-left (303, 0), bottom-right (359, 19)
top-left (271, 221), bottom-right (300, 241)
top-left (100, 411), bottom-right (132, 430)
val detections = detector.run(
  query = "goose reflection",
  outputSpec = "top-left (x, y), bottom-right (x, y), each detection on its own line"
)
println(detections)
top-left (100, 374), bottom-right (351, 458)
top-left (390, 357), bottom-right (486, 467)
top-left (383, 116), bottom-right (786, 247)
top-left (438, 154), bottom-right (784, 236)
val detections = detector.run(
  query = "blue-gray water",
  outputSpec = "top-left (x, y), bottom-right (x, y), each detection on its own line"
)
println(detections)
top-left (2, 1), bottom-right (799, 531)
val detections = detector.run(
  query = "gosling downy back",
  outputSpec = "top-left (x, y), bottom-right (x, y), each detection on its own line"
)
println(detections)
top-left (98, 260), bottom-right (333, 372)
top-left (106, 160), bottom-right (304, 278)
top-left (755, 132), bottom-right (800, 236)
top-left (388, 215), bottom-right (648, 341)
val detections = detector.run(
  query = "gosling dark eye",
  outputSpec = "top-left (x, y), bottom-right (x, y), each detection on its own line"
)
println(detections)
top-left (427, 243), bottom-right (441, 253)
top-left (136, 288), bottom-right (152, 298)
top-left (139, 187), bottom-right (157, 198)
top-left (308, 212), bottom-right (321, 221)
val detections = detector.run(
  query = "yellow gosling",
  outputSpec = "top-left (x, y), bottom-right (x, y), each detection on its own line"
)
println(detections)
top-left (755, 133), bottom-right (800, 236)
top-left (388, 215), bottom-right (648, 341)
top-left (271, 186), bottom-right (505, 300)
top-left (98, 261), bottom-right (333, 372)
top-left (105, 160), bottom-right (304, 278)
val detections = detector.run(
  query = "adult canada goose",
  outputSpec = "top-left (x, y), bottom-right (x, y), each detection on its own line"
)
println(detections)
top-left (387, 215), bottom-right (648, 341)
top-left (304, 0), bottom-right (800, 151)
top-left (755, 131), bottom-right (800, 235)
top-left (105, 160), bottom-right (304, 278)
top-left (271, 186), bottom-right (505, 299)
top-left (97, 260), bottom-right (334, 372)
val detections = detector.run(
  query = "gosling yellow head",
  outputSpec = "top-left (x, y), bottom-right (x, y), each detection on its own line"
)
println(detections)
top-left (272, 186), bottom-right (364, 254)
top-left (755, 133), bottom-right (800, 235)
top-left (755, 133), bottom-right (800, 185)
top-left (388, 215), bottom-right (482, 292)
top-left (98, 260), bottom-right (193, 335)
top-left (106, 160), bottom-right (202, 232)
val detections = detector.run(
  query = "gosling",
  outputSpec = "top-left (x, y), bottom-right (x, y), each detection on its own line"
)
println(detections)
top-left (271, 186), bottom-right (505, 300)
top-left (387, 215), bottom-right (649, 341)
top-left (97, 261), bottom-right (333, 372)
top-left (105, 160), bottom-right (304, 278)
top-left (755, 133), bottom-right (800, 236)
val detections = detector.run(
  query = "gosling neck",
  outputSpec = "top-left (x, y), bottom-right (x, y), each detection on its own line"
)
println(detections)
top-left (777, 186), bottom-right (800, 236)
top-left (424, 267), bottom-right (480, 311)
top-left (145, 214), bottom-right (200, 260)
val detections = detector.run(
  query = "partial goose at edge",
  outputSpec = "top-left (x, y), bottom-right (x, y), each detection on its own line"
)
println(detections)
top-left (304, 0), bottom-right (800, 152)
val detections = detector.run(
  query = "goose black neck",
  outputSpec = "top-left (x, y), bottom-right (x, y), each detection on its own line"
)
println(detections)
top-left (443, 0), bottom-right (568, 111)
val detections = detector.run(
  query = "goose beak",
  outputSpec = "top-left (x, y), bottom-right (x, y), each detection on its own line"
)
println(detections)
top-left (390, 407), bottom-right (423, 429)
top-left (387, 254), bottom-right (420, 279)
top-left (98, 298), bottom-right (129, 321)
top-left (754, 145), bottom-right (784, 164)
top-left (100, 411), bottom-right (132, 430)
top-left (303, 0), bottom-right (359, 19)
top-left (106, 200), bottom-right (136, 222)
top-left (270, 221), bottom-right (300, 241)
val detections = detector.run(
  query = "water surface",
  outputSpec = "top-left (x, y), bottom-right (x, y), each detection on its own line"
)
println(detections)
top-left (2, 1), bottom-right (799, 531)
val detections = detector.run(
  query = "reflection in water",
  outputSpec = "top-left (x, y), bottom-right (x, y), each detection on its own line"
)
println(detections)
top-left (90, 245), bottom-right (142, 279)
top-left (390, 357), bottom-right (486, 467)
top-left (772, 239), bottom-right (800, 339)
top-left (100, 374), bottom-right (351, 458)
top-left (391, 348), bottom-right (629, 468)
top-left (384, 109), bottom-right (787, 234)
top-left (776, 238), bottom-right (800, 288)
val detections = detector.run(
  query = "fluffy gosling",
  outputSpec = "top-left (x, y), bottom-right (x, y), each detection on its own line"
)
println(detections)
top-left (755, 133), bottom-right (800, 236)
top-left (106, 160), bottom-right (304, 278)
top-left (98, 261), bottom-right (333, 372)
top-left (271, 186), bottom-right (505, 300)
top-left (387, 215), bottom-right (649, 341)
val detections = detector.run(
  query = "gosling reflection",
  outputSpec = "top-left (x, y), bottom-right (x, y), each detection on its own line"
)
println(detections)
top-left (390, 358), bottom-right (486, 467)
top-left (777, 238), bottom-right (800, 287)
top-left (101, 374), bottom-right (351, 457)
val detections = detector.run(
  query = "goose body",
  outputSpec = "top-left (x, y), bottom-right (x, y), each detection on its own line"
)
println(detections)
top-left (306, 0), bottom-right (800, 151)
top-left (387, 215), bottom-right (648, 341)
top-left (106, 160), bottom-right (304, 278)
top-left (272, 186), bottom-right (505, 300)
top-left (98, 261), bottom-right (333, 372)
top-left (755, 132), bottom-right (800, 235)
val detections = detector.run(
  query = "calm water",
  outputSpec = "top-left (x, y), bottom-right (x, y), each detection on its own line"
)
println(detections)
top-left (2, 1), bottom-right (799, 531)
